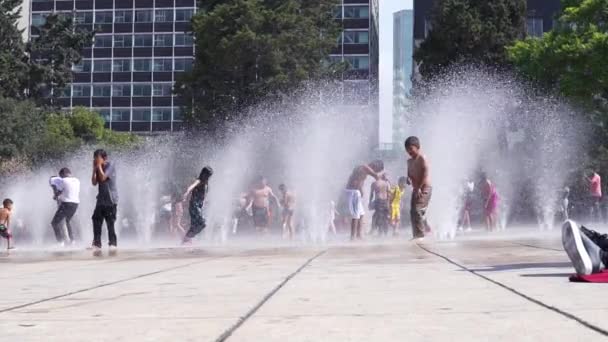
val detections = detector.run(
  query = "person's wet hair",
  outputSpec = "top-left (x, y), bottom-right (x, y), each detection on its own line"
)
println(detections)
top-left (398, 176), bottom-right (407, 184)
top-left (404, 136), bottom-right (420, 149)
top-left (3, 198), bottom-right (13, 207)
top-left (59, 167), bottom-right (71, 177)
top-left (199, 166), bottom-right (213, 181)
top-left (370, 160), bottom-right (384, 172)
top-left (93, 149), bottom-right (108, 159)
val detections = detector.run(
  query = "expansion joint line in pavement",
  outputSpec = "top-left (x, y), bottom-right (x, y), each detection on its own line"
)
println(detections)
top-left (508, 242), bottom-right (563, 252)
top-left (416, 244), bottom-right (608, 338)
top-left (215, 250), bottom-right (327, 342)
top-left (0, 257), bottom-right (225, 314)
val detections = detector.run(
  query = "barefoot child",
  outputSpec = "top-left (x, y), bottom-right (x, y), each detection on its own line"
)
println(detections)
top-left (341, 160), bottom-right (384, 240)
top-left (390, 177), bottom-right (407, 236)
top-left (0, 199), bottom-right (14, 250)
top-left (480, 173), bottom-right (499, 232)
top-left (405, 137), bottom-right (432, 240)
top-left (458, 180), bottom-right (474, 232)
top-left (182, 166), bottom-right (213, 244)
top-left (246, 176), bottom-right (280, 234)
top-left (278, 184), bottom-right (296, 240)
top-left (371, 174), bottom-right (391, 236)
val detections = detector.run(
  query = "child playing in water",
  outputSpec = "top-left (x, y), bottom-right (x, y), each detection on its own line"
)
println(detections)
top-left (0, 199), bottom-right (14, 251)
top-left (341, 160), bottom-right (384, 240)
top-left (170, 189), bottom-right (186, 238)
top-left (390, 177), bottom-right (407, 236)
top-left (458, 180), bottom-right (475, 232)
top-left (480, 173), bottom-right (499, 232)
top-left (405, 136), bottom-right (432, 240)
top-left (278, 184), bottom-right (296, 240)
top-left (182, 166), bottom-right (213, 245)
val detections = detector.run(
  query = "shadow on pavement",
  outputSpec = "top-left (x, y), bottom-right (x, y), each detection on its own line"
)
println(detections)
top-left (467, 262), bottom-right (572, 272)
top-left (520, 273), bottom-right (572, 278)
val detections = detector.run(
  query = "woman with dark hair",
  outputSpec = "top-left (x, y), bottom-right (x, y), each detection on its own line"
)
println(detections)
top-left (182, 166), bottom-right (213, 245)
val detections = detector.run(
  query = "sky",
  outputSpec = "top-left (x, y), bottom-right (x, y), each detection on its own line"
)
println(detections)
top-left (379, 0), bottom-right (413, 147)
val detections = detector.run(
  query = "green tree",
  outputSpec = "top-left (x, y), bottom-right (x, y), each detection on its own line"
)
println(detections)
top-left (0, 98), bottom-right (45, 161)
top-left (27, 13), bottom-right (93, 106)
top-left (68, 106), bottom-right (105, 142)
top-left (0, 0), bottom-right (29, 99)
top-left (414, 0), bottom-right (527, 78)
top-left (507, 0), bottom-right (608, 167)
top-left (36, 113), bottom-right (79, 160)
top-left (178, 0), bottom-right (341, 129)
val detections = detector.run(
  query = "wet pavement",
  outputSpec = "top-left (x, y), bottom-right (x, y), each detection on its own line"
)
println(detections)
top-left (1, 229), bottom-right (607, 341)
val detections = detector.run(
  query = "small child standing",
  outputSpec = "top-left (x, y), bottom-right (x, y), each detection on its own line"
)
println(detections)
top-left (390, 177), bottom-right (407, 236)
top-left (0, 199), bottom-right (14, 251)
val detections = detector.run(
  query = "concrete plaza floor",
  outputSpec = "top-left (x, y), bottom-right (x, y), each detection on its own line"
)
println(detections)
top-left (1, 229), bottom-right (608, 341)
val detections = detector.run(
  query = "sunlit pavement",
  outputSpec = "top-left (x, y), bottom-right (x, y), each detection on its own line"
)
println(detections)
top-left (1, 229), bottom-right (607, 341)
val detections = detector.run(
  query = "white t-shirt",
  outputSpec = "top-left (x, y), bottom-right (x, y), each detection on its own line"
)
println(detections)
top-left (57, 177), bottom-right (80, 204)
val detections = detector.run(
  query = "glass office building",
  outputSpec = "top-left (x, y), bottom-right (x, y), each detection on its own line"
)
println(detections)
top-left (29, 0), bottom-right (196, 131)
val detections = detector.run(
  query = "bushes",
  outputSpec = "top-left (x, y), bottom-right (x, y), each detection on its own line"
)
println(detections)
top-left (0, 102), bottom-right (139, 172)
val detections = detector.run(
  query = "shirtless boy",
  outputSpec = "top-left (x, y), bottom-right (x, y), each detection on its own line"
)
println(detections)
top-left (0, 199), bottom-right (14, 250)
top-left (247, 176), bottom-right (280, 233)
top-left (371, 174), bottom-right (391, 235)
top-left (278, 184), bottom-right (296, 240)
top-left (405, 136), bottom-right (432, 240)
top-left (342, 160), bottom-right (384, 240)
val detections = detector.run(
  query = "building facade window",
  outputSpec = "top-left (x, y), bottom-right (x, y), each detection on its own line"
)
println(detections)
top-left (133, 59), bottom-right (152, 72)
top-left (175, 9), bottom-right (194, 22)
top-left (132, 108), bottom-right (151, 121)
top-left (72, 60), bottom-right (92, 72)
top-left (175, 33), bottom-right (194, 46)
top-left (115, 10), bottom-right (133, 23)
top-left (173, 107), bottom-right (183, 121)
top-left (94, 35), bottom-right (113, 48)
top-left (134, 34), bottom-right (153, 47)
top-left (112, 108), bottom-right (131, 122)
top-left (155, 9), bottom-right (174, 23)
top-left (32, 13), bottom-right (48, 27)
top-left (74, 12), bottom-right (93, 24)
top-left (343, 30), bottom-right (369, 44)
top-left (154, 34), bottom-right (173, 47)
top-left (133, 84), bottom-right (152, 96)
top-left (152, 108), bottom-right (172, 121)
top-left (135, 10), bottom-right (153, 23)
top-left (93, 84), bottom-right (112, 97)
top-left (93, 60), bottom-right (112, 72)
top-left (112, 84), bottom-right (131, 97)
top-left (95, 11), bottom-right (113, 24)
top-left (527, 17), bottom-right (544, 37)
top-left (344, 56), bottom-right (369, 70)
top-left (114, 35), bottom-right (133, 48)
top-left (153, 83), bottom-right (173, 96)
top-left (344, 5), bottom-right (369, 19)
top-left (96, 109), bottom-right (111, 122)
top-left (174, 58), bottom-right (193, 71)
top-left (153, 59), bottom-right (173, 72)
top-left (72, 85), bottom-right (90, 97)
top-left (113, 59), bottom-right (131, 72)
